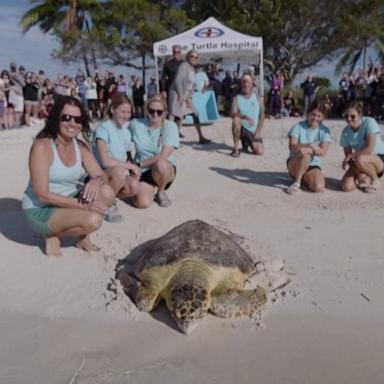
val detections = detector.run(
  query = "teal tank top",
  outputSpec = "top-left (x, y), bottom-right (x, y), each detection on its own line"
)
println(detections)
top-left (22, 139), bottom-right (86, 209)
top-left (236, 93), bottom-right (260, 133)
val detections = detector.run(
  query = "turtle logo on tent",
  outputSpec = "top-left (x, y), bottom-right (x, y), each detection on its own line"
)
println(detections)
top-left (158, 45), bottom-right (168, 54)
top-left (195, 27), bottom-right (224, 38)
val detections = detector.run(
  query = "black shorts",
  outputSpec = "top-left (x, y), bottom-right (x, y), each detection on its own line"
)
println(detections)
top-left (140, 166), bottom-right (176, 190)
top-left (286, 159), bottom-right (321, 179)
top-left (240, 127), bottom-right (263, 147)
top-left (175, 113), bottom-right (200, 125)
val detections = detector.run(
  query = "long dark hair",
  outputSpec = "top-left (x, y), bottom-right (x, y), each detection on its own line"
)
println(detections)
top-left (36, 95), bottom-right (91, 143)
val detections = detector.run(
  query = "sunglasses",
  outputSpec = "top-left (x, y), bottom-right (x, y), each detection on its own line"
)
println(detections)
top-left (148, 108), bottom-right (164, 116)
top-left (344, 114), bottom-right (357, 120)
top-left (60, 114), bottom-right (83, 124)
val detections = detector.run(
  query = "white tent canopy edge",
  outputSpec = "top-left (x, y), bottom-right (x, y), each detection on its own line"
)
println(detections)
top-left (153, 17), bottom-right (264, 94)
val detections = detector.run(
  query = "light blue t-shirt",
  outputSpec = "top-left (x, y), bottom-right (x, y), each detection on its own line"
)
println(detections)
top-left (288, 121), bottom-right (332, 167)
top-left (22, 139), bottom-right (85, 209)
top-left (236, 93), bottom-right (260, 133)
top-left (340, 116), bottom-right (384, 155)
top-left (92, 119), bottom-right (132, 167)
top-left (129, 118), bottom-right (179, 172)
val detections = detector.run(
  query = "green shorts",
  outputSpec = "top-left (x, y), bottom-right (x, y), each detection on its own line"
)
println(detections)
top-left (24, 207), bottom-right (56, 236)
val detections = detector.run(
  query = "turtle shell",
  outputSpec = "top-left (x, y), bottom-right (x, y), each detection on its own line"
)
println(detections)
top-left (125, 220), bottom-right (255, 276)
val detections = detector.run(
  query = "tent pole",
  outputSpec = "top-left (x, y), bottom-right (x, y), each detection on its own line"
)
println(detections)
top-left (259, 44), bottom-right (264, 97)
top-left (155, 56), bottom-right (160, 93)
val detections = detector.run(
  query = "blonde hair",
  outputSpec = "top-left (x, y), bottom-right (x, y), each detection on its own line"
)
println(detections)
top-left (146, 94), bottom-right (167, 147)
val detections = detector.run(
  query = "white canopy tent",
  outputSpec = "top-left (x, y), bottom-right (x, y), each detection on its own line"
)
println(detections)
top-left (153, 17), bottom-right (264, 94)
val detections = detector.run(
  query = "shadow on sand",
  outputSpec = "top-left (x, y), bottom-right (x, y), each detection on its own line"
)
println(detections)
top-left (209, 167), bottom-right (290, 189)
top-left (180, 140), bottom-right (233, 155)
top-left (0, 198), bottom-right (42, 249)
top-left (209, 167), bottom-right (343, 192)
top-left (0, 197), bottom-right (76, 253)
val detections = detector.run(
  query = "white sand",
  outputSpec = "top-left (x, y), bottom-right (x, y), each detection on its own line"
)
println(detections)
top-left (1, 117), bottom-right (384, 383)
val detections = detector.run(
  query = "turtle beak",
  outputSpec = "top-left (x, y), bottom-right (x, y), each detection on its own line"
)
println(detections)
top-left (175, 318), bottom-right (199, 335)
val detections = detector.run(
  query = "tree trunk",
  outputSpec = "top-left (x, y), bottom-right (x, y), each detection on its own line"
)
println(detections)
top-left (142, 54), bottom-right (146, 92)
top-left (82, 52), bottom-right (91, 77)
top-left (85, 19), bottom-right (98, 71)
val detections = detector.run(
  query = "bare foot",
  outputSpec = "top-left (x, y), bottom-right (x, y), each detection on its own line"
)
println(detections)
top-left (45, 236), bottom-right (62, 257)
top-left (76, 235), bottom-right (101, 253)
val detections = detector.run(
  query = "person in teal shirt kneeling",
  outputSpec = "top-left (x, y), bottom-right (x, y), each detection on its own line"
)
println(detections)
top-left (129, 94), bottom-right (179, 208)
top-left (93, 95), bottom-right (145, 220)
top-left (339, 101), bottom-right (384, 193)
top-left (286, 101), bottom-right (332, 195)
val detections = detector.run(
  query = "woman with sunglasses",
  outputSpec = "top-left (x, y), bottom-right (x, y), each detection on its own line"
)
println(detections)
top-left (129, 94), bottom-right (179, 207)
top-left (286, 101), bottom-right (331, 195)
top-left (93, 95), bottom-right (143, 221)
top-left (22, 95), bottom-right (114, 256)
top-left (168, 50), bottom-right (211, 144)
top-left (340, 102), bottom-right (384, 193)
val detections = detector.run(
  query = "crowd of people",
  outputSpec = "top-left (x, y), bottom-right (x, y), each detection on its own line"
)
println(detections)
top-left (2, 50), bottom-right (382, 257)
top-left (0, 63), bottom-right (154, 130)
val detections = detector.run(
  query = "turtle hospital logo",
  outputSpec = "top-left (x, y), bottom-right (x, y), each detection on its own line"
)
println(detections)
top-left (194, 27), bottom-right (224, 38)
top-left (158, 45), bottom-right (168, 54)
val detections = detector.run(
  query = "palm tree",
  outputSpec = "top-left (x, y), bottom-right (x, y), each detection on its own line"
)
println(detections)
top-left (20, 0), bottom-right (99, 75)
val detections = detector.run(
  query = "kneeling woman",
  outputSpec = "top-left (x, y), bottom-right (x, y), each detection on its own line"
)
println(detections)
top-left (22, 96), bottom-right (115, 256)
top-left (93, 95), bottom-right (142, 221)
top-left (340, 102), bottom-right (384, 193)
top-left (129, 95), bottom-right (179, 208)
top-left (286, 101), bottom-right (331, 194)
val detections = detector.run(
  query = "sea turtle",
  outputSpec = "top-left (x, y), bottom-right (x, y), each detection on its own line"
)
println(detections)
top-left (117, 220), bottom-right (267, 334)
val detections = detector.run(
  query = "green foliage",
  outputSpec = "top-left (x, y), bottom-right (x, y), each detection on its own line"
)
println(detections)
top-left (179, 0), bottom-right (384, 83)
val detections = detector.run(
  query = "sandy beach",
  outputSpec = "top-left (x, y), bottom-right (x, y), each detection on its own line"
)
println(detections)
top-left (1, 116), bottom-right (384, 384)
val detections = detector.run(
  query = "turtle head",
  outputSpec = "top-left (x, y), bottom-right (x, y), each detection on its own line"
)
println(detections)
top-left (166, 283), bottom-right (210, 335)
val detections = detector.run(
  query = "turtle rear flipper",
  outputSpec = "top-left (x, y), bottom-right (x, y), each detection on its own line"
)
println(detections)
top-left (210, 287), bottom-right (267, 318)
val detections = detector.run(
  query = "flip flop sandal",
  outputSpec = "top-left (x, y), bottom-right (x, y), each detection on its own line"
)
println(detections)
top-left (155, 191), bottom-right (172, 207)
top-left (285, 182), bottom-right (301, 195)
top-left (230, 149), bottom-right (241, 158)
top-left (363, 180), bottom-right (381, 193)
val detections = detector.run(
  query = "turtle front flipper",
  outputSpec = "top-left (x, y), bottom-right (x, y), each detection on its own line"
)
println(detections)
top-left (210, 287), bottom-right (267, 318)
top-left (118, 271), bottom-right (160, 312)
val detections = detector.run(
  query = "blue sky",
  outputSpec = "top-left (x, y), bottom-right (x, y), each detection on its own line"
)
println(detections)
top-left (0, 0), bottom-right (80, 77)
top-left (0, 1), bottom-right (378, 86)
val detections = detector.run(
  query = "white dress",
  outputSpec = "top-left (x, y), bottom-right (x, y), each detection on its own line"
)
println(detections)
top-left (168, 62), bottom-right (196, 118)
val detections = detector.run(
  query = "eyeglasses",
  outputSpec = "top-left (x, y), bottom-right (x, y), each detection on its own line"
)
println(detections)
top-left (344, 114), bottom-right (357, 120)
top-left (173, 50), bottom-right (181, 54)
top-left (60, 114), bottom-right (83, 124)
top-left (148, 108), bottom-right (164, 116)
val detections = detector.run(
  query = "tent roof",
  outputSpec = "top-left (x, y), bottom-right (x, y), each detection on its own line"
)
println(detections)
top-left (153, 17), bottom-right (262, 65)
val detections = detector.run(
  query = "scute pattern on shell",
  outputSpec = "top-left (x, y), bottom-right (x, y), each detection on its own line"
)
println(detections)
top-left (128, 220), bottom-right (255, 275)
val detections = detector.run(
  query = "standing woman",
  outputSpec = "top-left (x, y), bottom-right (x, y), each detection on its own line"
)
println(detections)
top-left (93, 95), bottom-right (142, 221)
top-left (286, 101), bottom-right (332, 195)
top-left (168, 50), bottom-right (211, 143)
top-left (23, 72), bottom-right (40, 126)
top-left (129, 94), bottom-right (179, 208)
top-left (339, 101), bottom-right (384, 193)
top-left (22, 96), bottom-right (114, 256)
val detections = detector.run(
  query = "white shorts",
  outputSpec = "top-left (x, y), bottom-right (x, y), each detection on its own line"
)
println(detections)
top-left (9, 92), bottom-right (24, 113)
